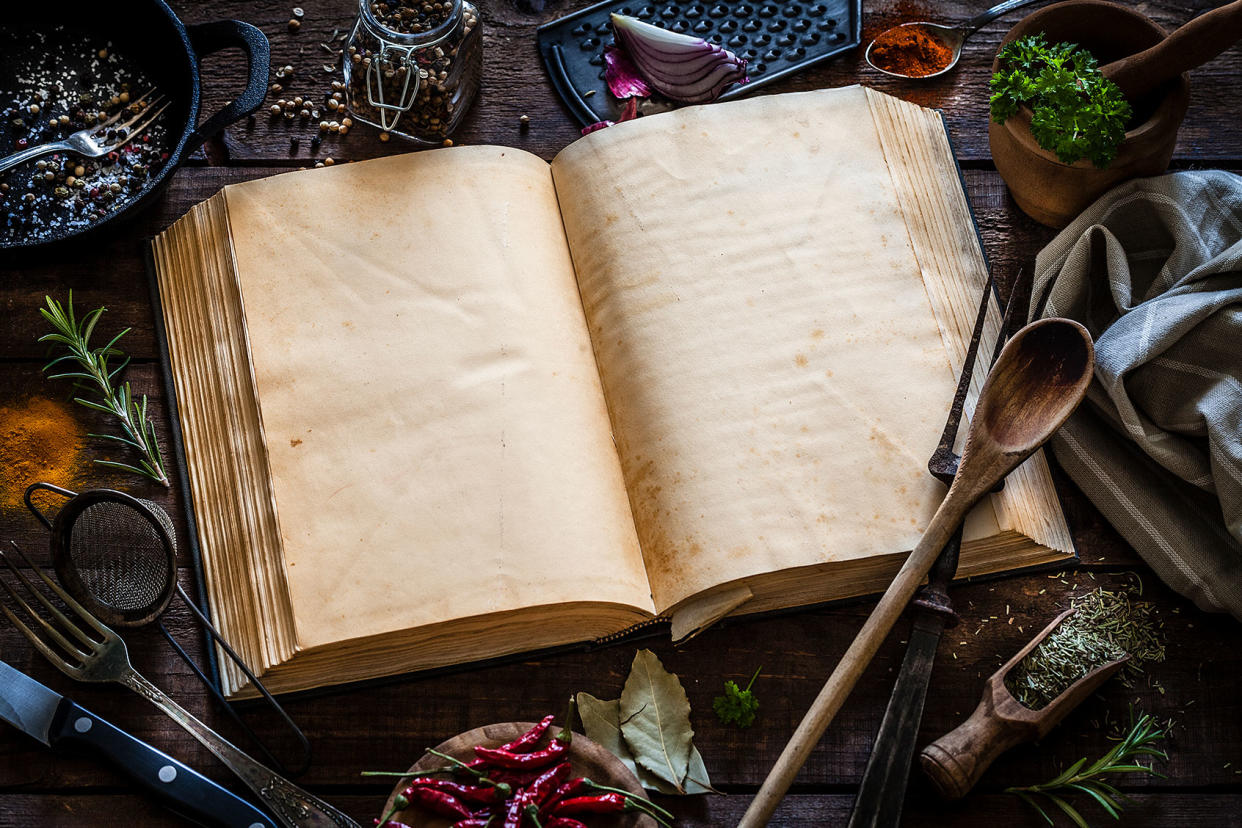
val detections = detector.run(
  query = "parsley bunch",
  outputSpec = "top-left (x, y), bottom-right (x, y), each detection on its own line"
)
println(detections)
top-left (713, 667), bottom-right (762, 728)
top-left (990, 33), bottom-right (1132, 168)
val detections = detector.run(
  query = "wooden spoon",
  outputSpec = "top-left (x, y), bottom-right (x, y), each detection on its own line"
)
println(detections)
top-left (1103, 0), bottom-right (1242, 100)
top-left (919, 607), bottom-right (1130, 800)
top-left (737, 317), bottom-right (1095, 828)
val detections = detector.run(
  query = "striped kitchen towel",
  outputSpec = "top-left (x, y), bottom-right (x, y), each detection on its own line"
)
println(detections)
top-left (1030, 170), bottom-right (1242, 620)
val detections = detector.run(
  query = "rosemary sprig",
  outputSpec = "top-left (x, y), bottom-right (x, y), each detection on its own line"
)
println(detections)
top-left (38, 293), bottom-right (170, 487)
top-left (1006, 711), bottom-right (1170, 827)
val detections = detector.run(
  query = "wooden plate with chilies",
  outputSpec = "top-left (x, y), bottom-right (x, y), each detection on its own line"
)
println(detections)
top-left (381, 721), bottom-right (657, 827)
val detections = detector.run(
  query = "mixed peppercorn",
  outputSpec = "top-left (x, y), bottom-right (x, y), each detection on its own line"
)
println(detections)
top-left (372, 705), bottom-right (674, 828)
top-left (0, 27), bottom-right (170, 244)
top-left (345, 0), bottom-right (482, 143)
top-left (369, 0), bottom-right (455, 35)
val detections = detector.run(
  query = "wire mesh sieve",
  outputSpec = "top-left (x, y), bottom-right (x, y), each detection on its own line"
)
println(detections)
top-left (23, 482), bottom-right (310, 776)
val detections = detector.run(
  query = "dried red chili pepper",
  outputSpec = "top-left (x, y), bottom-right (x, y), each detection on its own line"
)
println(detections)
top-left (538, 777), bottom-right (588, 819)
top-left (474, 739), bottom-right (568, 770)
top-left (553, 793), bottom-right (672, 826)
top-left (552, 778), bottom-right (590, 799)
top-left (402, 786), bottom-right (474, 820)
top-left (499, 715), bottom-right (555, 752)
top-left (567, 778), bottom-right (676, 822)
top-left (502, 789), bottom-right (531, 828)
top-left (545, 819), bottom-right (589, 828)
top-left (372, 821), bottom-right (415, 828)
top-left (485, 768), bottom-right (545, 789)
top-left (407, 778), bottom-right (509, 805)
top-left (528, 762), bottom-right (572, 808)
top-left (450, 820), bottom-right (492, 828)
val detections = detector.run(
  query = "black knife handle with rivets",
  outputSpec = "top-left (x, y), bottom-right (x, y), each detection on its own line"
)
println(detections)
top-left (49, 698), bottom-right (277, 828)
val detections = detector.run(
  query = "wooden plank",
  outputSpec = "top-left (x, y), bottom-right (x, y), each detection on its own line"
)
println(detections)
top-left (170, 0), bottom-right (1242, 165)
top-left (3, 3), bottom-right (1240, 822)
top-left (0, 167), bottom-right (279, 360)
top-left (3, 791), bottom-right (1242, 827)
top-left (1, 570), bottom-right (1232, 790)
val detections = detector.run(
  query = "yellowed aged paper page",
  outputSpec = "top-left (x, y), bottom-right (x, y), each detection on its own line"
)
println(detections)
top-left (222, 147), bottom-right (653, 651)
top-left (552, 86), bottom-right (963, 613)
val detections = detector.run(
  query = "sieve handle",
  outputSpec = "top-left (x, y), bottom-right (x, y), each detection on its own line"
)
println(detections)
top-left (23, 482), bottom-right (78, 531)
top-left (120, 669), bottom-right (361, 828)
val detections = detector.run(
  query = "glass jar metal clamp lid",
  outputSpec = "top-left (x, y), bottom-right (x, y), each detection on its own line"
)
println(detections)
top-left (344, 0), bottom-right (482, 144)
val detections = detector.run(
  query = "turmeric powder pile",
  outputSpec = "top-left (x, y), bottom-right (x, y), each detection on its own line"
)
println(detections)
top-left (0, 396), bottom-right (89, 510)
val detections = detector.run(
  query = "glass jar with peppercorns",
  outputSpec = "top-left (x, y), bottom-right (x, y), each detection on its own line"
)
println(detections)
top-left (343, 0), bottom-right (481, 144)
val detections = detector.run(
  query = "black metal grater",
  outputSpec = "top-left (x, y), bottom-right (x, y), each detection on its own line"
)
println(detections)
top-left (538, 0), bottom-right (862, 126)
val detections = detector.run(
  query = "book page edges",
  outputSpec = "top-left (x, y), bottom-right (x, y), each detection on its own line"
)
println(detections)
top-left (227, 600), bottom-right (652, 699)
top-left (863, 87), bottom-right (1074, 559)
top-left (667, 527), bottom-right (1067, 636)
top-left (152, 192), bottom-right (298, 697)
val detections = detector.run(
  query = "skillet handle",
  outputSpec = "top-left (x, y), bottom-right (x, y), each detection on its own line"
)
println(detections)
top-left (184, 20), bottom-right (271, 155)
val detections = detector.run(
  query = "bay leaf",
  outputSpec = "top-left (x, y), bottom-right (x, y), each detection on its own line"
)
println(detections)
top-left (577, 693), bottom-right (639, 776)
top-left (619, 649), bottom-right (693, 794)
top-left (682, 745), bottom-right (719, 795)
top-left (577, 692), bottom-right (685, 794)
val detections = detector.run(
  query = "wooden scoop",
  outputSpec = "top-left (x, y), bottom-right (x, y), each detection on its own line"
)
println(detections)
top-left (1103, 0), bottom-right (1242, 100)
top-left (920, 608), bottom-right (1130, 800)
top-left (737, 318), bottom-right (1095, 827)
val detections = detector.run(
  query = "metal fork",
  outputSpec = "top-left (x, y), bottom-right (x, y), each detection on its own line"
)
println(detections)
top-left (0, 542), bottom-right (360, 828)
top-left (0, 90), bottom-right (170, 174)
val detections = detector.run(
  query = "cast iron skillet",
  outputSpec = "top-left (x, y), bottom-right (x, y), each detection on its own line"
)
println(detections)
top-left (1, 1), bottom-right (270, 252)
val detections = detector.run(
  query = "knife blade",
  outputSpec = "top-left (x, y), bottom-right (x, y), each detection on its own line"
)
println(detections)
top-left (0, 659), bottom-right (277, 828)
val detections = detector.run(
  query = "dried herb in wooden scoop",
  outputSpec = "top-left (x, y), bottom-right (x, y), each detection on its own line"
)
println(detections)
top-left (920, 587), bottom-right (1166, 800)
top-left (1006, 587), bottom-right (1165, 709)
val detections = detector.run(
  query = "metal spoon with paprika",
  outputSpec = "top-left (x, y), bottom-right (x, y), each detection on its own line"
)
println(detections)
top-left (865, 0), bottom-right (1041, 79)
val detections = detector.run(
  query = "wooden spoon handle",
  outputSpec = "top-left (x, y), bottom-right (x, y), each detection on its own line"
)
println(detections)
top-left (736, 497), bottom-right (967, 827)
top-left (919, 694), bottom-right (1034, 800)
top-left (1103, 0), bottom-right (1242, 100)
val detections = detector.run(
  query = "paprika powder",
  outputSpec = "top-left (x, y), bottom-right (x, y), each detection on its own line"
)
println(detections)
top-left (0, 396), bottom-right (88, 510)
top-left (869, 25), bottom-right (954, 77)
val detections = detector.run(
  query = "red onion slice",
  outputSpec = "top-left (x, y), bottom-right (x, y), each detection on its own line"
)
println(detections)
top-left (604, 45), bottom-right (654, 99)
top-left (610, 13), bottom-right (748, 104)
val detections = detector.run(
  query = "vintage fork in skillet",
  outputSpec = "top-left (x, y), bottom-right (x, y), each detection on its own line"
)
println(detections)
top-left (0, 542), bottom-right (360, 828)
top-left (0, 89), bottom-right (170, 174)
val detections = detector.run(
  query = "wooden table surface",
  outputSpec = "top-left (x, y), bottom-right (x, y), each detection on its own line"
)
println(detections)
top-left (2, 0), bottom-right (1241, 825)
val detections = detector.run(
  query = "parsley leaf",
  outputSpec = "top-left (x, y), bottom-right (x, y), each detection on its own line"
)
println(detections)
top-left (990, 33), bottom-right (1132, 168)
top-left (712, 666), bottom-right (762, 728)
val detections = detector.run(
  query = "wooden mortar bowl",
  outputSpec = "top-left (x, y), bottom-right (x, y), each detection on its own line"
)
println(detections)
top-left (989, 0), bottom-right (1191, 228)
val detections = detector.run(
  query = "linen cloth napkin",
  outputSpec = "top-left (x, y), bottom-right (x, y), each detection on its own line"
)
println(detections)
top-left (1028, 170), bottom-right (1242, 620)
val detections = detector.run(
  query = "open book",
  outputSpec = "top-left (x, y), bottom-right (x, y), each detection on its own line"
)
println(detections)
top-left (151, 86), bottom-right (1073, 699)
